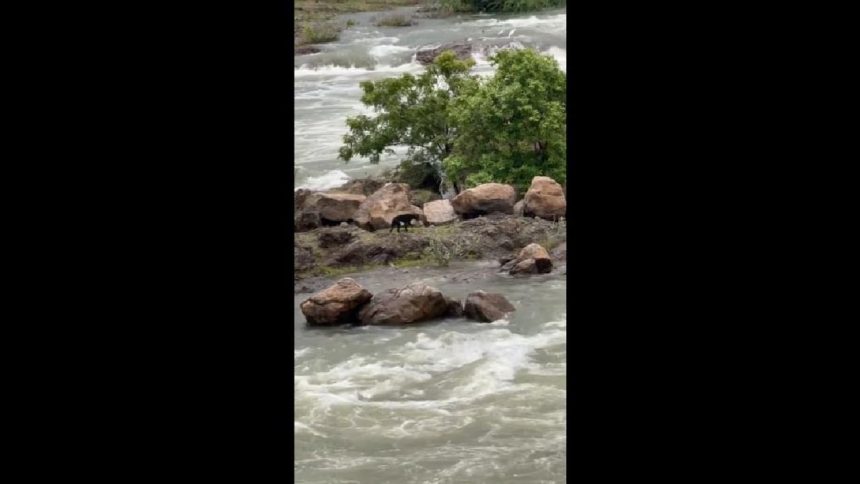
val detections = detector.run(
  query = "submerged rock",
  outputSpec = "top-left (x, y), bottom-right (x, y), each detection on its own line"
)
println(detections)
top-left (416, 43), bottom-right (472, 65)
top-left (300, 278), bottom-right (373, 326)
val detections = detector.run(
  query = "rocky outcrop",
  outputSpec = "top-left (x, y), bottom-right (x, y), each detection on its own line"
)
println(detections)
top-left (295, 210), bottom-right (321, 232)
top-left (507, 243), bottom-right (553, 275)
top-left (355, 183), bottom-right (423, 231)
top-left (329, 178), bottom-right (385, 197)
top-left (317, 227), bottom-right (357, 249)
top-left (416, 43), bottom-right (472, 65)
top-left (329, 234), bottom-right (429, 266)
top-left (358, 282), bottom-right (449, 325)
top-left (451, 183), bottom-right (517, 219)
top-left (523, 176), bottom-right (566, 221)
top-left (314, 193), bottom-right (366, 223)
top-left (295, 243), bottom-right (315, 273)
top-left (464, 291), bottom-right (516, 323)
top-left (422, 199), bottom-right (458, 226)
top-left (295, 188), bottom-right (313, 213)
top-left (300, 278), bottom-right (373, 326)
top-left (295, 214), bottom-right (564, 278)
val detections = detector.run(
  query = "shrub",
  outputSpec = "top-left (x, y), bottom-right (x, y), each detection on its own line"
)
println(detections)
top-left (375, 14), bottom-right (415, 27)
top-left (298, 22), bottom-right (340, 45)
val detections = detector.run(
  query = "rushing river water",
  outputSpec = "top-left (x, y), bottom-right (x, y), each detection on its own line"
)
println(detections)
top-left (294, 7), bottom-right (567, 484)
top-left (294, 6), bottom-right (566, 191)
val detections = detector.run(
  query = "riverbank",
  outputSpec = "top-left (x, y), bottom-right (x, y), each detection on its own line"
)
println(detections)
top-left (295, 213), bottom-right (566, 291)
top-left (295, 0), bottom-right (423, 48)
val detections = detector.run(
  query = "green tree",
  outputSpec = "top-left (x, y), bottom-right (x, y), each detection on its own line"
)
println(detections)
top-left (444, 49), bottom-right (566, 193)
top-left (338, 52), bottom-right (477, 190)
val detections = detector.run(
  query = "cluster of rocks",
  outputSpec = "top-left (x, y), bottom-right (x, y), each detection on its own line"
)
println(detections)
top-left (300, 278), bottom-right (516, 326)
top-left (295, 175), bottom-right (566, 233)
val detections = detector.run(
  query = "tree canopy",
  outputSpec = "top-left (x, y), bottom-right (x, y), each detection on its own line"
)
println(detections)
top-left (339, 48), bottom-right (566, 194)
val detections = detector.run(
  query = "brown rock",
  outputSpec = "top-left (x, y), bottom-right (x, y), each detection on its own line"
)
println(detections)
top-left (416, 43), bottom-right (472, 65)
top-left (295, 45), bottom-right (321, 55)
top-left (329, 178), bottom-right (385, 197)
top-left (354, 183), bottom-right (421, 231)
top-left (523, 176), bottom-right (566, 220)
top-left (302, 193), bottom-right (367, 224)
top-left (317, 228), bottom-right (356, 249)
top-left (422, 199), bottom-right (458, 225)
top-left (294, 210), bottom-right (321, 232)
top-left (450, 183), bottom-right (517, 218)
top-left (510, 242), bottom-right (553, 274)
top-left (295, 243), bottom-right (315, 272)
top-left (513, 199), bottom-right (524, 217)
top-left (510, 258), bottom-right (537, 275)
top-left (464, 291), bottom-right (516, 323)
top-left (295, 188), bottom-right (313, 213)
top-left (357, 282), bottom-right (449, 325)
top-left (445, 297), bottom-right (464, 318)
top-left (300, 278), bottom-right (373, 326)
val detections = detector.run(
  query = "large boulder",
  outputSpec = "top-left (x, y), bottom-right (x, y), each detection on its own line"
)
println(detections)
top-left (416, 43), bottom-right (472, 65)
top-left (464, 291), bottom-right (516, 323)
top-left (509, 242), bottom-right (553, 275)
top-left (422, 199), bottom-right (458, 225)
top-left (355, 183), bottom-right (422, 231)
top-left (450, 183), bottom-right (517, 218)
top-left (311, 192), bottom-right (366, 223)
top-left (300, 278), bottom-right (373, 326)
top-left (523, 176), bottom-right (566, 220)
top-left (358, 282), bottom-right (449, 325)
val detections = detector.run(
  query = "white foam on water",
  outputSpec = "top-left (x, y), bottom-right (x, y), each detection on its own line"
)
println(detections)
top-left (294, 61), bottom-right (425, 79)
top-left (295, 169), bottom-right (351, 192)
top-left (545, 46), bottom-right (567, 72)
top-left (461, 13), bottom-right (567, 31)
top-left (368, 44), bottom-right (412, 59)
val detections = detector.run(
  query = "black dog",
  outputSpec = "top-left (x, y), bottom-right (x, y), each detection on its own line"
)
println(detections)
top-left (389, 213), bottom-right (422, 233)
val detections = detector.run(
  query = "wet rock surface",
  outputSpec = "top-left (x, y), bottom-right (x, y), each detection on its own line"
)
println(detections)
top-left (300, 278), bottom-right (372, 326)
top-left (464, 291), bottom-right (516, 323)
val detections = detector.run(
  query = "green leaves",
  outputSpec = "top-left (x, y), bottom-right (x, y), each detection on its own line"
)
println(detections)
top-left (339, 48), bottom-right (566, 195)
top-left (444, 49), bottom-right (567, 193)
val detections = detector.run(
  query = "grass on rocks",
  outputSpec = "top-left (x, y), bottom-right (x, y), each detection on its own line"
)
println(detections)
top-left (295, 0), bottom-right (421, 47)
